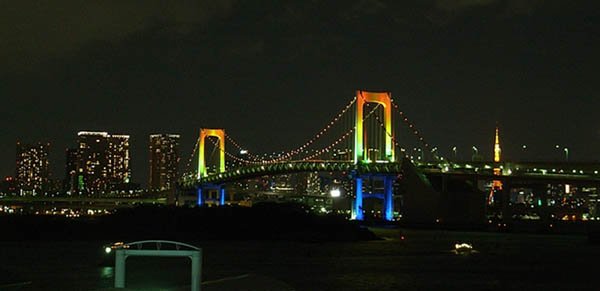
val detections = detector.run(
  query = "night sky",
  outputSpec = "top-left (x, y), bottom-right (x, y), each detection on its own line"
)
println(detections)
top-left (2, 0), bottom-right (600, 186)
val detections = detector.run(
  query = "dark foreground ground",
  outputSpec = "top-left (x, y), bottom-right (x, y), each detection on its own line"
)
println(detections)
top-left (1, 227), bottom-right (598, 290)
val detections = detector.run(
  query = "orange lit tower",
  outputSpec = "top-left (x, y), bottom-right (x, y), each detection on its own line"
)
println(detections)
top-left (354, 91), bottom-right (394, 164)
top-left (494, 126), bottom-right (501, 162)
top-left (490, 126), bottom-right (502, 205)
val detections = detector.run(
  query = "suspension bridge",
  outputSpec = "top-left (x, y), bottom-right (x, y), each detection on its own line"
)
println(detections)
top-left (178, 90), bottom-right (600, 222)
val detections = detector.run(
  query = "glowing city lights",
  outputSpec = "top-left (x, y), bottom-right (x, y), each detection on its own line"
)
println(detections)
top-left (330, 188), bottom-right (341, 197)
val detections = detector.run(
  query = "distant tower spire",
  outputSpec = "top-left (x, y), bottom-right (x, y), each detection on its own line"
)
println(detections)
top-left (494, 125), bottom-right (501, 162)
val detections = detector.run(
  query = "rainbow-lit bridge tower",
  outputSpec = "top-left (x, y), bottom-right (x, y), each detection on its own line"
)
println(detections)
top-left (196, 128), bottom-right (226, 206)
top-left (352, 90), bottom-right (396, 221)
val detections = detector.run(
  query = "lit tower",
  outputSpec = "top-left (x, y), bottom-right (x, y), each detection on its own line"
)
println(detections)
top-left (196, 128), bottom-right (226, 206)
top-left (494, 126), bottom-right (501, 162)
top-left (490, 126), bottom-right (502, 205)
top-left (352, 90), bottom-right (395, 221)
top-left (354, 91), bottom-right (394, 164)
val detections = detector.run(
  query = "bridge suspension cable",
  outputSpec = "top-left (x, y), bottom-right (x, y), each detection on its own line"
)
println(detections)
top-left (182, 138), bottom-right (200, 178)
top-left (206, 135), bottom-right (264, 165)
top-left (301, 128), bottom-right (355, 161)
top-left (389, 99), bottom-right (431, 149)
top-left (300, 103), bottom-right (383, 161)
top-left (387, 99), bottom-right (444, 161)
top-left (200, 96), bottom-right (357, 165)
top-left (267, 96), bottom-right (357, 162)
top-left (371, 113), bottom-right (410, 160)
top-left (211, 102), bottom-right (383, 165)
top-left (224, 134), bottom-right (267, 162)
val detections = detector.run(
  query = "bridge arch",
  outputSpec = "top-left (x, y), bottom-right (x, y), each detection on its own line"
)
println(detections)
top-left (355, 90), bottom-right (394, 164)
top-left (198, 128), bottom-right (225, 179)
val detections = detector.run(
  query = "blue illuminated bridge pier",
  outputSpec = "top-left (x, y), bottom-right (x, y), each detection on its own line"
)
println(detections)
top-left (182, 160), bottom-right (404, 221)
top-left (177, 90), bottom-right (600, 222)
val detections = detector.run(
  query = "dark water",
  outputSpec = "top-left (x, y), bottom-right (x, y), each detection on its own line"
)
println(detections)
top-left (1, 228), bottom-right (598, 290)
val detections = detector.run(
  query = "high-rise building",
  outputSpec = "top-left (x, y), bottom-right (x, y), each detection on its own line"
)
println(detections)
top-left (149, 134), bottom-right (180, 191)
top-left (64, 148), bottom-right (79, 193)
top-left (16, 142), bottom-right (50, 195)
top-left (77, 131), bottom-right (109, 193)
top-left (76, 131), bottom-right (131, 194)
top-left (306, 172), bottom-right (321, 195)
top-left (107, 135), bottom-right (131, 185)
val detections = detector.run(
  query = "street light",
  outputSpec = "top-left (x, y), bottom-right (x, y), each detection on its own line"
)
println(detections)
top-left (564, 147), bottom-right (569, 162)
top-left (554, 144), bottom-right (561, 161)
top-left (472, 146), bottom-right (479, 161)
top-left (452, 146), bottom-right (457, 159)
top-left (330, 188), bottom-right (341, 197)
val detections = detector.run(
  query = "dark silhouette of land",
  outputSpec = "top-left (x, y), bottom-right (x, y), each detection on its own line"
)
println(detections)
top-left (0, 202), bottom-right (376, 242)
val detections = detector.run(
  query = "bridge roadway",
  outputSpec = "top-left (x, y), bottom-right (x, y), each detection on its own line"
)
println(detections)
top-left (182, 160), bottom-right (404, 187)
top-left (182, 159), bottom-right (600, 187)
top-left (425, 171), bottom-right (600, 186)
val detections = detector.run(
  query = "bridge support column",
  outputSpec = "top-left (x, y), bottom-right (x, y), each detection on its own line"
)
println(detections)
top-left (196, 185), bottom-right (204, 206)
top-left (352, 174), bottom-right (395, 221)
top-left (383, 176), bottom-right (394, 221)
top-left (219, 186), bottom-right (226, 206)
top-left (353, 176), bottom-right (364, 220)
top-left (196, 183), bottom-right (225, 206)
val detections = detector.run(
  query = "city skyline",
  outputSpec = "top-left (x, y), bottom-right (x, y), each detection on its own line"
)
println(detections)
top-left (74, 131), bottom-right (131, 193)
top-left (2, 123), bottom-right (595, 189)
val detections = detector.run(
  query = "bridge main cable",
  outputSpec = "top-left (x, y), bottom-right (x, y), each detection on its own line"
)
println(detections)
top-left (269, 96), bottom-right (356, 162)
top-left (201, 96), bottom-right (357, 164)
top-left (373, 99), bottom-right (444, 161)
top-left (182, 138), bottom-right (201, 178)
top-left (301, 103), bottom-right (384, 161)
top-left (224, 134), bottom-right (267, 162)
top-left (206, 102), bottom-right (385, 166)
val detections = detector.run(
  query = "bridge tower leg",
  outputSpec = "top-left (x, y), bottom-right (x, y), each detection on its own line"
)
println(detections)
top-left (219, 185), bottom-right (226, 206)
top-left (383, 175), bottom-right (394, 221)
top-left (196, 183), bottom-right (225, 206)
top-left (354, 91), bottom-right (394, 164)
top-left (197, 128), bottom-right (226, 179)
top-left (196, 186), bottom-right (203, 206)
top-left (353, 176), bottom-right (364, 220)
top-left (352, 174), bottom-right (395, 221)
